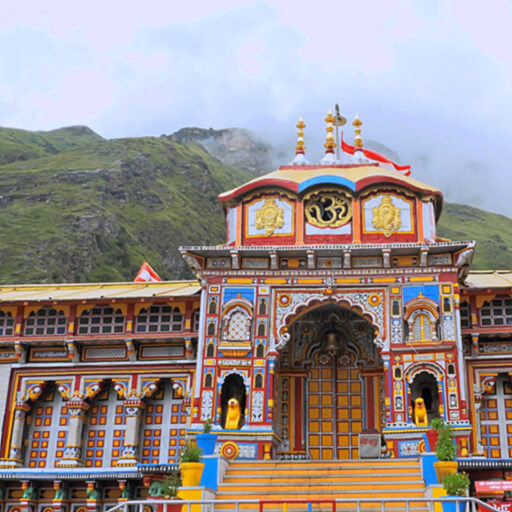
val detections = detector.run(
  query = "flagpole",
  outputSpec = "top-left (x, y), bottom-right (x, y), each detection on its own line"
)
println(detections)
top-left (334, 104), bottom-right (346, 160)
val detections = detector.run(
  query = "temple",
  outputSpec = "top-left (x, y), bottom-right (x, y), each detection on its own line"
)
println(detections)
top-left (0, 111), bottom-right (511, 508)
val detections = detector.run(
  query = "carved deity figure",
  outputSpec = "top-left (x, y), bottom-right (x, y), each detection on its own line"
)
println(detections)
top-left (255, 198), bottom-right (284, 235)
top-left (372, 196), bottom-right (401, 237)
top-left (413, 397), bottom-right (429, 426)
top-left (225, 398), bottom-right (242, 429)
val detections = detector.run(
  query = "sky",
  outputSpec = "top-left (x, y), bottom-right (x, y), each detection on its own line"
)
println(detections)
top-left (1, 0), bottom-right (512, 216)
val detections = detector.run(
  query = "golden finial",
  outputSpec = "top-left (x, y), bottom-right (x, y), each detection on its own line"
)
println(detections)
top-left (295, 116), bottom-right (306, 154)
top-left (353, 114), bottom-right (363, 149)
top-left (324, 109), bottom-right (336, 153)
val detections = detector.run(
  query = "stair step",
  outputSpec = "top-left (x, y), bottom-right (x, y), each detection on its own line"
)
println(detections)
top-left (219, 482), bottom-right (424, 491)
top-left (223, 475), bottom-right (422, 483)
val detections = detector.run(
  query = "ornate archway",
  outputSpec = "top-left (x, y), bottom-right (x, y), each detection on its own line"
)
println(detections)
top-left (275, 303), bottom-right (384, 460)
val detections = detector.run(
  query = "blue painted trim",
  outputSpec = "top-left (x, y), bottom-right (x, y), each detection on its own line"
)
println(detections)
top-left (298, 175), bottom-right (356, 192)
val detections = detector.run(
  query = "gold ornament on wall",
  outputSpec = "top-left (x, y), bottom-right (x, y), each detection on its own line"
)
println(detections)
top-left (255, 198), bottom-right (285, 235)
top-left (372, 196), bottom-right (401, 237)
top-left (304, 191), bottom-right (352, 228)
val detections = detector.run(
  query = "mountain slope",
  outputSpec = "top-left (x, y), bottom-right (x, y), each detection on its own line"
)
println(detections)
top-left (0, 125), bottom-right (511, 284)
top-left (0, 134), bottom-right (252, 283)
top-left (0, 125), bottom-right (103, 165)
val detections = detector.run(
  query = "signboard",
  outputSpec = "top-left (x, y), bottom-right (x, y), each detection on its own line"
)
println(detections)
top-left (475, 481), bottom-right (512, 495)
top-left (477, 501), bottom-right (512, 512)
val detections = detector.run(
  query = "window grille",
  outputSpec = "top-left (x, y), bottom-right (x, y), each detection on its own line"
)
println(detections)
top-left (24, 308), bottom-right (67, 336)
top-left (136, 305), bottom-right (183, 333)
top-left (0, 311), bottom-right (14, 336)
top-left (460, 301), bottom-right (470, 328)
top-left (480, 298), bottom-right (512, 326)
top-left (78, 307), bottom-right (125, 335)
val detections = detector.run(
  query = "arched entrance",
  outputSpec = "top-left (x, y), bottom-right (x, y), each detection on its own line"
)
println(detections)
top-left (276, 305), bottom-right (383, 460)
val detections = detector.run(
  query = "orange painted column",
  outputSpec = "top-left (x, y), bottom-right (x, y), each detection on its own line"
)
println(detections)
top-left (416, 198), bottom-right (424, 243)
top-left (352, 199), bottom-right (361, 243)
top-left (296, 201), bottom-right (304, 245)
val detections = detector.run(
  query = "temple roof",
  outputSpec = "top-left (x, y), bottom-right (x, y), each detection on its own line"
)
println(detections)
top-left (464, 271), bottom-right (512, 290)
top-left (0, 280), bottom-right (200, 303)
top-left (219, 163), bottom-right (443, 214)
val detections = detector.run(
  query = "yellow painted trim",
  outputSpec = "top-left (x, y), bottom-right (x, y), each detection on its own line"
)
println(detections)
top-left (23, 304), bottom-right (69, 319)
top-left (0, 306), bottom-right (17, 317)
top-left (264, 278), bottom-right (288, 284)
top-left (297, 279), bottom-right (323, 284)
top-left (225, 278), bottom-right (253, 284)
top-left (475, 294), bottom-right (495, 309)
top-left (76, 304), bottom-right (96, 317)
top-left (372, 278), bottom-right (398, 283)
top-left (335, 278), bottom-right (362, 284)
top-left (134, 303), bottom-right (152, 316)
top-left (170, 301), bottom-right (185, 313)
top-left (409, 276), bottom-right (435, 282)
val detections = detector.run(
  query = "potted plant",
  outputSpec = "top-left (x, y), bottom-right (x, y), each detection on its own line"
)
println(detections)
top-left (179, 441), bottom-right (204, 487)
top-left (442, 472), bottom-right (470, 512)
top-left (195, 418), bottom-right (218, 455)
top-left (148, 471), bottom-right (182, 512)
top-left (432, 418), bottom-right (458, 482)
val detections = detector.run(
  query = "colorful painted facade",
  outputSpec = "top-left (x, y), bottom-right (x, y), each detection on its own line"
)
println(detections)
top-left (0, 114), bottom-right (511, 508)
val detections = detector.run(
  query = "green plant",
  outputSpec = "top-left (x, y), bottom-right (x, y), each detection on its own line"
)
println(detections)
top-left (442, 472), bottom-right (470, 496)
top-left (179, 442), bottom-right (203, 463)
top-left (431, 418), bottom-right (457, 461)
top-left (161, 471), bottom-right (181, 498)
top-left (203, 418), bottom-right (212, 433)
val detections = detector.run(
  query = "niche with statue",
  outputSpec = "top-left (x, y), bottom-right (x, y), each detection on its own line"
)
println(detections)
top-left (220, 373), bottom-right (246, 429)
top-left (410, 371), bottom-right (439, 426)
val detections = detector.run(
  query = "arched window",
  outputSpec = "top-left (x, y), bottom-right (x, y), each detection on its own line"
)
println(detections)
top-left (205, 374), bottom-right (213, 388)
top-left (404, 296), bottom-right (439, 343)
top-left (136, 305), bottom-right (183, 333)
top-left (257, 321), bottom-right (265, 336)
top-left (207, 321), bottom-right (216, 336)
top-left (24, 308), bottom-right (67, 336)
top-left (412, 313), bottom-right (432, 342)
top-left (78, 307), bottom-right (125, 335)
top-left (209, 298), bottom-right (218, 314)
top-left (256, 344), bottom-right (265, 357)
top-left (0, 310), bottom-right (15, 336)
top-left (206, 343), bottom-right (215, 357)
top-left (224, 308), bottom-right (251, 341)
top-left (258, 299), bottom-right (267, 316)
top-left (254, 374), bottom-right (263, 388)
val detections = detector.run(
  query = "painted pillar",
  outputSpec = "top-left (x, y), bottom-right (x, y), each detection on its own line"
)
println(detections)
top-left (6, 401), bottom-right (31, 466)
top-left (57, 400), bottom-right (89, 467)
top-left (117, 399), bottom-right (145, 466)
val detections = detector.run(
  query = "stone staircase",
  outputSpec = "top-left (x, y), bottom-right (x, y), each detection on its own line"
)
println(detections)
top-left (214, 459), bottom-right (428, 512)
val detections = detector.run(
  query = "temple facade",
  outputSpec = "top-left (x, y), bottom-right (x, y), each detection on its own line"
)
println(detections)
top-left (0, 113), bottom-right (511, 509)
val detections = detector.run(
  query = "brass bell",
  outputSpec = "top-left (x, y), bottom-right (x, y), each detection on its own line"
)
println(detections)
top-left (324, 331), bottom-right (341, 354)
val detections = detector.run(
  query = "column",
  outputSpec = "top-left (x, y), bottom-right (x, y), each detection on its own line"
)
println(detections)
top-left (4, 401), bottom-right (31, 466)
top-left (57, 400), bottom-right (89, 467)
top-left (117, 399), bottom-right (145, 466)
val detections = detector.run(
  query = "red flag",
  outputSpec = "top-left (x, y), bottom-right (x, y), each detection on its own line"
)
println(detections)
top-left (341, 132), bottom-right (411, 176)
top-left (134, 261), bottom-right (161, 282)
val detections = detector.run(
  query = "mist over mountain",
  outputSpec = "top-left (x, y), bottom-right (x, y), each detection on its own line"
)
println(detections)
top-left (0, 124), bottom-right (510, 284)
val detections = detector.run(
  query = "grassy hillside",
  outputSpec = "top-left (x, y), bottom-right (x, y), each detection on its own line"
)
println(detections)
top-left (437, 203), bottom-right (512, 270)
top-left (0, 125), bottom-right (103, 165)
top-left (0, 125), bottom-right (511, 284)
top-left (0, 132), bottom-right (252, 283)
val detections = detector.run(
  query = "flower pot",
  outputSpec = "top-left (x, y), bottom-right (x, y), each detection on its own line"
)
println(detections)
top-left (179, 462), bottom-right (205, 487)
top-left (441, 498), bottom-right (467, 512)
top-left (434, 461), bottom-right (458, 482)
top-left (425, 429), bottom-right (439, 452)
top-left (195, 433), bottom-right (217, 455)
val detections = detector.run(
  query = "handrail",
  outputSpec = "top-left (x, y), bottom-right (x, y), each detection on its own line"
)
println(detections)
top-left (106, 496), bottom-right (503, 512)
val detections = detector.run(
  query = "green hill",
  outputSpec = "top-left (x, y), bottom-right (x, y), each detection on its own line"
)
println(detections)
top-left (0, 125), bottom-right (511, 284)
top-left (0, 125), bottom-right (103, 165)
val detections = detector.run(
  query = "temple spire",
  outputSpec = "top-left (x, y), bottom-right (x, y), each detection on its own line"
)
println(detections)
top-left (352, 113), bottom-right (368, 163)
top-left (289, 116), bottom-right (310, 165)
top-left (320, 109), bottom-right (340, 164)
